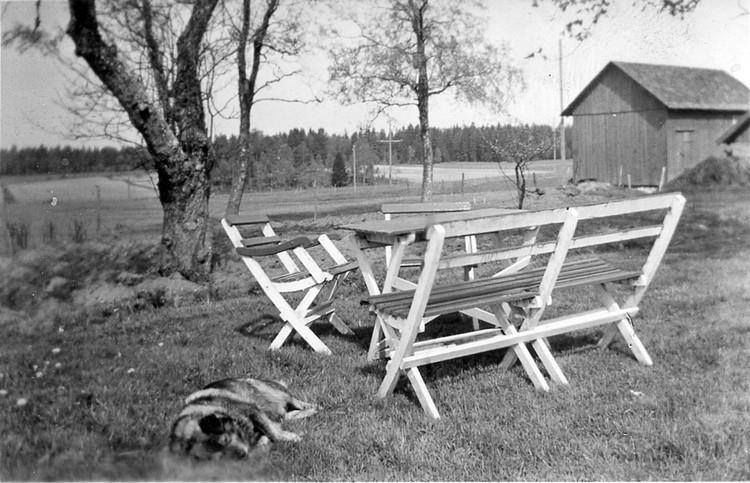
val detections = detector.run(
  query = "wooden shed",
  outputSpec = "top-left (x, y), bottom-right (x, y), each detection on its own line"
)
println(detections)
top-left (562, 61), bottom-right (749, 185)
top-left (718, 113), bottom-right (750, 157)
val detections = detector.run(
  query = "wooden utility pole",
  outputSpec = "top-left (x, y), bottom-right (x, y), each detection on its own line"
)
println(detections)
top-left (352, 142), bottom-right (357, 193)
top-left (377, 127), bottom-right (402, 184)
top-left (559, 38), bottom-right (566, 162)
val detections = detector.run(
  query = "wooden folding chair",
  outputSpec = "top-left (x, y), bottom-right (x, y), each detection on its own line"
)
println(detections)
top-left (221, 214), bottom-right (358, 355)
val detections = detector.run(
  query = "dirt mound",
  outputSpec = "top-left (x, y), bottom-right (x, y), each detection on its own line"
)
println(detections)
top-left (666, 156), bottom-right (750, 190)
top-left (0, 241), bottom-right (209, 332)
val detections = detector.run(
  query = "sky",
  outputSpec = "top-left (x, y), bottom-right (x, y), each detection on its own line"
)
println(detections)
top-left (1, 0), bottom-right (749, 149)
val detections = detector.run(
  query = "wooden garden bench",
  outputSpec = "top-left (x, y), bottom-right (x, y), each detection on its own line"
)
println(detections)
top-left (221, 214), bottom-right (358, 355)
top-left (345, 193), bottom-right (685, 418)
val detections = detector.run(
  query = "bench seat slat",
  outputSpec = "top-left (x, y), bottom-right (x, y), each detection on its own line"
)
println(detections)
top-left (365, 258), bottom-right (640, 317)
top-left (366, 258), bottom-right (606, 307)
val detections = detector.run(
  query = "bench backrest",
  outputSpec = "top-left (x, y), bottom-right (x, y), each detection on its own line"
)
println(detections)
top-left (433, 193), bottom-right (685, 304)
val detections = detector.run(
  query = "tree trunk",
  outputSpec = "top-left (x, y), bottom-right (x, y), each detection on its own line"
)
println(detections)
top-left (226, 0), bottom-right (278, 216)
top-left (515, 162), bottom-right (526, 209)
top-left (411, 0), bottom-right (433, 201)
top-left (67, 0), bottom-right (217, 281)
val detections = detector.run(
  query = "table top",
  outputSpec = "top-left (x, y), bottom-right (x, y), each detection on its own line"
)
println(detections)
top-left (342, 207), bottom-right (521, 238)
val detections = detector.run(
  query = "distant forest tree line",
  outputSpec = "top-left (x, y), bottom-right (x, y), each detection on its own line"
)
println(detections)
top-left (0, 123), bottom-right (573, 188)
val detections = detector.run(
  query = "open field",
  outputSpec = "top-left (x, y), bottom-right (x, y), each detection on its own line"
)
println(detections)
top-left (0, 161), bottom-right (568, 253)
top-left (1, 176), bottom-right (749, 480)
top-left (375, 159), bottom-right (569, 184)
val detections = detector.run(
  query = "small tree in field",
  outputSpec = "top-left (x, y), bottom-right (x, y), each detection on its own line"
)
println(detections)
top-left (487, 127), bottom-right (552, 209)
top-left (329, 0), bottom-right (520, 201)
top-left (331, 152), bottom-right (348, 187)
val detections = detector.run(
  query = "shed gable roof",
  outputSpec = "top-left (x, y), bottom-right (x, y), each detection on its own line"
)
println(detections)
top-left (562, 61), bottom-right (750, 115)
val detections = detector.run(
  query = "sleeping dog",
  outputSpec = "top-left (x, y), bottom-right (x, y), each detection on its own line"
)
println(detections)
top-left (169, 377), bottom-right (317, 460)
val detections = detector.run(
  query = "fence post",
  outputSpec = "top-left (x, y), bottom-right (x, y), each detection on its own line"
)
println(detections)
top-left (314, 180), bottom-right (318, 221)
top-left (96, 185), bottom-right (102, 239)
top-left (461, 172), bottom-right (465, 196)
top-left (658, 166), bottom-right (666, 192)
top-left (627, 174), bottom-right (632, 190)
top-left (0, 184), bottom-right (11, 255)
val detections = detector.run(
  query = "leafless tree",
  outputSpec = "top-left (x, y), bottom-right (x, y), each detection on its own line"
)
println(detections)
top-left (539, 0), bottom-right (701, 40)
top-left (65, 0), bottom-right (220, 281)
top-left (328, 0), bottom-right (521, 201)
top-left (487, 127), bottom-right (551, 209)
top-left (226, 0), bottom-right (308, 215)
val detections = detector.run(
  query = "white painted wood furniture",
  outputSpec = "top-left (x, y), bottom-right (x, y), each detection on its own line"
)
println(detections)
top-left (345, 193), bottom-right (685, 418)
top-left (222, 214), bottom-right (358, 355)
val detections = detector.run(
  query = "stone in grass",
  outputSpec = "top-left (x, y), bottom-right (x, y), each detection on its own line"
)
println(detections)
top-left (134, 274), bottom-right (208, 308)
top-left (44, 276), bottom-right (73, 300)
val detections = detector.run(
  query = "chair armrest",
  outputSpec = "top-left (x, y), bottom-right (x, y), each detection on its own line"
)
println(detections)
top-left (236, 237), bottom-right (318, 257)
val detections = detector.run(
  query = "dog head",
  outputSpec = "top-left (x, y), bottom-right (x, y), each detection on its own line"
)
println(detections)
top-left (169, 410), bottom-right (260, 460)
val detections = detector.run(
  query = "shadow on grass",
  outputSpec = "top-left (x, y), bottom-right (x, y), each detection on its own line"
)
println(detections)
top-left (232, 313), bottom-right (371, 352)
top-left (355, 312), bottom-right (650, 408)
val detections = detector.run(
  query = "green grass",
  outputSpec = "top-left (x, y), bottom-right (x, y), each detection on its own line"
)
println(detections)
top-left (1, 188), bottom-right (749, 480)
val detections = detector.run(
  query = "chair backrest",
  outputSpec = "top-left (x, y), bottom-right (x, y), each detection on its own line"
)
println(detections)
top-left (222, 214), bottom-right (301, 274)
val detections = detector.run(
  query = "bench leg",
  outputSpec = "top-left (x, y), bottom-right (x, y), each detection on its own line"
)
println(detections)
top-left (532, 339), bottom-right (568, 385)
top-left (492, 304), bottom-right (550, 391)
top-left (367, 318), bottom-right (385, 361)
top-left (595, 285), bottom-right (652, 366)
top-left (407, 368), bottom-right (440, 419)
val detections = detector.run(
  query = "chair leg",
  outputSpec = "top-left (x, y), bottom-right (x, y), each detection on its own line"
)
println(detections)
top-left (327, 312), bottom-right (354, 335)
top-left (268, 287), bottom-right (332, 355)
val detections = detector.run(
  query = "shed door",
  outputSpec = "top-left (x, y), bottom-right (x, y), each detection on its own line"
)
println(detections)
top-left (674, 129), bottom-right (694, 176)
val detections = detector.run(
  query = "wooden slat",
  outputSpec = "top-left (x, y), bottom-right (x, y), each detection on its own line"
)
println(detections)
top-left (438, 225), bottom-right (662, 270)
top-left (381, 201), bottom-right (472, 215)
top-left (241, 236), bottom-right (281, 247)
top-left (306, 300), bottom-right (334, 318)
top-left (573, 193), bottom-right (677, 219)
top-left (366, 258), bottom-right (609, 307)
top-left (400, 307), bottom-right (640, 369)
top-left (225, 213), bottom-right (270, 226)
top-left (436, 208), bottom-right (568, 239)
top-left (368, 258), bottom-right (640, 319)
top-left (236, 237), bottom-right (316, 257)
top-left (325, 261), bottom-right (359, 276)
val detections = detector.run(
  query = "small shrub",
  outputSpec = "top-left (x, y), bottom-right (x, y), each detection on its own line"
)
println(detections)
top-left (42, 221), bottom-right (57, 244)
top-left (7, 221), bottom-right (30, 252)
top-left (1, 184), bottom-right (16, 203)
top-left (71, 219), bottom-right (87, 244)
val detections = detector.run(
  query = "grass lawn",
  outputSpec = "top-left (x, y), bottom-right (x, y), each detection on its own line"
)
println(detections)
top-left (1, 187), bottom-right (749, 480)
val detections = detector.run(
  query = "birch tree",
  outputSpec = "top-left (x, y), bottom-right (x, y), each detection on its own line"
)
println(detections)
top-left (226, 0), bottom-right (307, 215)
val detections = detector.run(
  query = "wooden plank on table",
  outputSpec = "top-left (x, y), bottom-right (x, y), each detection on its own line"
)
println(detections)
top-left (381, 201), bottom-right (472, 214)
top-left (342, 207), bottom-right (526, 239)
